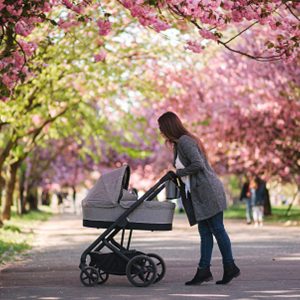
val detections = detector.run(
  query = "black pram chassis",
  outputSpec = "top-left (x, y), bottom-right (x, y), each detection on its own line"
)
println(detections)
top-left (79, 172), bottom-right (178, 287)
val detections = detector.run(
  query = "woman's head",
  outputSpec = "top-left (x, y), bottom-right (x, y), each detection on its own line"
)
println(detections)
top-left (158, 111), bottom-right (189, 143)
top-left (157, 111), bottom-right (208, 159)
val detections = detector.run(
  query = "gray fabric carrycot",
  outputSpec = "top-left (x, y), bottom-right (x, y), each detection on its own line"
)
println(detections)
top-left (82, 165), bottom-right (175, 230)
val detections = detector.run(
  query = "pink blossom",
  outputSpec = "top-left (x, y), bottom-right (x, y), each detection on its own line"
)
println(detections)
top-left (12, 51), bottom-right (25, 68)
top-left (62, 0), bottom-right (73, 9)
top-left (15, 21), bottom-right (33, 37)
top-left (185, 41), bottom-right (203, 53)
top-left (243, 7), bottom-right (258, 21)
top-left (5, 5), bottom-right (22, 16)
top-left (152, 20), bottom-right (170, 32)
top-left (32, 115), bottom-right (41, 126)
top-left (94, 50), bottom-right (106, 62)
top-left (231, 10), bottom-right (243, 22)
top-left (2, 74), bottom-right (14, 89)
top-left (222, 0), bottom-right (234, 10)
top-left (121, 0), bottom-right (134, 9)
top-left (96, 19), bottom-right (111, 36)
top-left (18, 40), bottom-right (37, 56)
top-left (58, 19), bottom-right (80, 30)
top-left (43, 2), bottom-right (51, 12)
top-left (199, 29), bottom-right (218, 41)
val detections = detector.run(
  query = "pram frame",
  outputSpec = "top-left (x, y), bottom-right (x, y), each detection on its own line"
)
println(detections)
top-left (79, 172), bottom-right (178, 287)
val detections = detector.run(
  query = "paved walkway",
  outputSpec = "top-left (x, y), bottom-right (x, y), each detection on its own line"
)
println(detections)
top-left (1, 213), bottom-right (300, 300)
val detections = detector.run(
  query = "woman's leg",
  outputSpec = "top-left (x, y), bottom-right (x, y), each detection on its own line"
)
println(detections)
top-left (206, 212), bottom-right (240, 284)
top-left (258, 206), bottom-right (264, 226)
top-left (252, 206), bottom-right (259, 226)
top-left (184, 220), bottom-right (214, 285)
top-left (198, 220), bottom-right (214, 268)
top-left (206, 212), bottom-right (234, 265)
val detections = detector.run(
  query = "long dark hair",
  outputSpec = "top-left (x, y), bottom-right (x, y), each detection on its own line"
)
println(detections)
top-left (157, 111), bottom-right (208, 159)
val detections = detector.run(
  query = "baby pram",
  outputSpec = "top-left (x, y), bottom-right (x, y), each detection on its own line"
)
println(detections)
top-left (79, 165), bottom-right (180, 287)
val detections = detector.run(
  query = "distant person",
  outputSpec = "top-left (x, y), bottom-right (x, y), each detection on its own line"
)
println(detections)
top-left (158, 111), bottom-right (240, 285)
top-left (253, 177), bottom-right (267, 227)
top-left (240, 176), bottom-right (252, 224)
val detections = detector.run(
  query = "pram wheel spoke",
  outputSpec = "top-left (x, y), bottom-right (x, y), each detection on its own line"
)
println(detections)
top-left (126, 255), bottom-right (157, 287)
top-left (97, 269), bottom-right (109, 285)
top-left (80, 267), bottom-right (99, 287)
top-left (146, 253), bottom-right (166, 283)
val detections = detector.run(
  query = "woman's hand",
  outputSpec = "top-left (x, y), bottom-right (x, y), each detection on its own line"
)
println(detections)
top-left (166, 170), bottom-right (177, 180)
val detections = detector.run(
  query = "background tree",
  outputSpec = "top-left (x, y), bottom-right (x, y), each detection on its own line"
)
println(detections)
top-left (1, 0), bottom-right (299, 95)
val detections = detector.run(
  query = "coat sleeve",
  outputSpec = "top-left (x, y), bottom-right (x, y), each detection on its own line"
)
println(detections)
top-left (176, 136), bottom-right (206, 177)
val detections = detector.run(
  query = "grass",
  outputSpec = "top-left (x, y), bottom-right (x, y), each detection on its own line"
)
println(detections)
top-left (0, 206), bottom-right (52, 265)
top-left (224, 204), bottom-right (300, 224)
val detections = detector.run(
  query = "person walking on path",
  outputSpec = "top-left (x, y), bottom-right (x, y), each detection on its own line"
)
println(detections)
top-left (158, 111), bottom-right (240, 286)
top-left (252, 177), bottom-right (267, 227)
top-left (240, 176), bottom-right (252, 224)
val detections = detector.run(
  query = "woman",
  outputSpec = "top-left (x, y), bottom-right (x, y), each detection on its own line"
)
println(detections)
top-left (158, 111), bottom-right (240, 285)
top-left (252, 177), bottom-right (266, 227)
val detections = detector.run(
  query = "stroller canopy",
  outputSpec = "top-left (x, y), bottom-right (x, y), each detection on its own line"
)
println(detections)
top-left (83, 165), bottom-right (131, 208)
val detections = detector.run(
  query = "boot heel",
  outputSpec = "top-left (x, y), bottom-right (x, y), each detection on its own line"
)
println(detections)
top-left (234, 271), bottom-right (240, 278)
top-left (205, 276), bottom-right (213, 282)
top-left (185, 267), bottom-right (213, 285)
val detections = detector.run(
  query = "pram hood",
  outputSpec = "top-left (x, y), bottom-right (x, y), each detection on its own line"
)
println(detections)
top-left (82, 165), bottom-right (136, 208)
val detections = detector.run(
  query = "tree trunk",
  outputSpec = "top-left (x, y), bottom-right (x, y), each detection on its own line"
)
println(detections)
top-left (18, 162), bottom-right (27, 214)
top-left (285, 186), bottom-right (300, 216)
top-left (1, 162), bottom-right (19, 221)
top-left (26, 186), bottom-right (38, 211)
top-left (264, 187), bottom-right (272, 216)
top-left (0, 176), bottom-right (4, 227)
top-left (41, 189), bottom-right (50, 206)
top-left (0, 175), bottom-right (5, 209)
top-left (0, 138), bottom-right (16, 210)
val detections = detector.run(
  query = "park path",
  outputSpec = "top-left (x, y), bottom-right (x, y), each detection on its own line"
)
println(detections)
top-left (0, 212), bottom-right (300, 300)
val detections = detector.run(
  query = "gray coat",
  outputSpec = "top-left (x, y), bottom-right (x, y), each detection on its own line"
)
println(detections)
top-left (174, 135), bottom-right (227, 222)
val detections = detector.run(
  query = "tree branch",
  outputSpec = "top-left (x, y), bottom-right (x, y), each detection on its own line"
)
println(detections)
top-left (224, 21), bottom-right (259, 45)
top-left (26, 106), bottom-right (70, 142)
top-left (285, 3), bottom-right (300, 21)
top-left (218, 40), bottom-right (284, 62)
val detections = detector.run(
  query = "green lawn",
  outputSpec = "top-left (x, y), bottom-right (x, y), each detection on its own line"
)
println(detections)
top-left (224, 204), bottom-right (300, 224)
top-left (0, 206), bottom-right (52, 265)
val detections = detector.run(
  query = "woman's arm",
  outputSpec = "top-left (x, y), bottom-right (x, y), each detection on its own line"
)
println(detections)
top-left (176, 135), bottom-right (206, 177)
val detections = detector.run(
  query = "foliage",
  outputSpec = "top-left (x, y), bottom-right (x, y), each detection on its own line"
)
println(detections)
top-left (0, 206), bottom-right (51, 264)
top-left (1, 1), bottom-right (299, 96)
top-left (153, 46), bottom-right (300, 184)
top-left (224, 204), bottom-right (300, 224)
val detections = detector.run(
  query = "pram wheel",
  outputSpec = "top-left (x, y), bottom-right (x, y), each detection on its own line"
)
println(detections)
top-left (80, 266), bottom-right (99, 287)
top-left (126, 255), bottom-right (157, 287)
top-left (146, 253), bottom-right (166, 283)
top-left (97, 268), bottom-right (109, 284)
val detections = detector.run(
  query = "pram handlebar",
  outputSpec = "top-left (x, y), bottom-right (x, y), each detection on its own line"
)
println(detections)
top-left (158, 170), bottom-right (177, 185)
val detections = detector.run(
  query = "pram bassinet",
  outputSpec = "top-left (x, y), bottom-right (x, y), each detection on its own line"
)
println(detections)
top-left (80, 166), bottom-right (179, 287)
top-left (82, 165), bottom-right (175, 230)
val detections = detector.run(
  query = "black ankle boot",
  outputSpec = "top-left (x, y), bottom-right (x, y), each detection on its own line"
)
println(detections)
top-left (216, 263), bottom-right (240, 285)
top-left (185, 267), bottom-right (213, 285)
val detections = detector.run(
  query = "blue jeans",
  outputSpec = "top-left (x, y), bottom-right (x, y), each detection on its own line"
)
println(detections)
top-left (198, 212), bottom-right (234, 268)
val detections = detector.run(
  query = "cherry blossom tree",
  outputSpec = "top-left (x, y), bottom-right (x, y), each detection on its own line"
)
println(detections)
top-left (1, 0), bottom-right (299, 96)
top-left (154, 46), bottom-right (300, 185)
